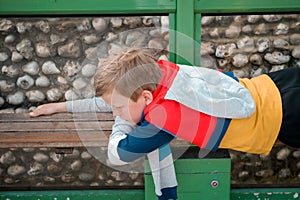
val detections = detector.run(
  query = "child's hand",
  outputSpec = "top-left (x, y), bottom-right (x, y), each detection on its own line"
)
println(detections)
top-left (29, 102), bottom-right (67, 117)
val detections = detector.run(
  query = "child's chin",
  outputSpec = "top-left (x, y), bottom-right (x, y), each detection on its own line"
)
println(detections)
top-left (130, 121), bottom-right (137, 126)
top-left (128, 120), bottom-right (137, 126)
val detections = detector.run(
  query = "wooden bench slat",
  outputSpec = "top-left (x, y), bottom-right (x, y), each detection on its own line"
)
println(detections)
top-left (0, 121), bottom-right (115, 132)
top-left (0, 113), bottom-right (114, 122)
top-left (0, 130), bottom-right (110, 148)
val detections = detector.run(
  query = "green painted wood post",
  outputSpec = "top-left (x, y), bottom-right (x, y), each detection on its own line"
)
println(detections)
top-left (174, 0), bottom-right (195, 65)
top-left (144, 156), bottom-right (231, 200)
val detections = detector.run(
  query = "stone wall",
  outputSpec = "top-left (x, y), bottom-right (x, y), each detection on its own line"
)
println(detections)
top-left (0, 147), bottom-right (144, 188)
top-left (0, 16), bottom-right (167, 111)
top-left (201, 14), bottom-right (300, 76)
top-left (1, 14), bottom-right (300, 189)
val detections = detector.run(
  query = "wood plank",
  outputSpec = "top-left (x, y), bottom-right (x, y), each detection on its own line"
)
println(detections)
top-left (0, 141), bottom-right (108, 148)
top-left (0, 121), bottom-right (114, 132)
top-left (0, 133), bottom-right (190, 148)
top-left (0, 130), bottom-right (111, 148)
top-left (0, 112), bottom-right (114, 122)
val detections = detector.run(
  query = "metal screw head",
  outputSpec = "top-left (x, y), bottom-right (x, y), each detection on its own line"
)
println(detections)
top-left (211, 180), bottom-right (219, 188)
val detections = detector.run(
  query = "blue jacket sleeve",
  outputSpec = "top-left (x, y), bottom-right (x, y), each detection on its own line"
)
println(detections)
top-left (107, 117), bottom-right (175, 165)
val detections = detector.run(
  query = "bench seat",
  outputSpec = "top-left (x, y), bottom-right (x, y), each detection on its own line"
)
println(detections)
top-left (0, 112), bottom-right (114, 148)
top-left (0, 112), bottom-right (190, 148)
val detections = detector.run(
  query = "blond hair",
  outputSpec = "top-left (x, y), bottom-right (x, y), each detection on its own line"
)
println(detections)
top-left (94, 48), bottom-right (162, 101)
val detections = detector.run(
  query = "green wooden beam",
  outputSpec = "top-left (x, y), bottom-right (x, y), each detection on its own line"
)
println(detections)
top-left (0, 0), bottom-right (176, 15)
top-left (145, 158), bottom-right (231, 200)
top-left (168, 13), bottom-right (177, 63)
top-left (231, 188), bottom-right (300, 200)
top-left (1, 188), bottom-right (300, 199)
top-left (175, 0), bottom-right (195, 65)
top-left (194, 13), bottom-right (201, 66)
top-left (0, 189), bottom-right (144, 200)
top-left (195, 0), bottom-right (300, 14)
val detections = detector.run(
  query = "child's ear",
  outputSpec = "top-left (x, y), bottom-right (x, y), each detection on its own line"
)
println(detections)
top-left (142, 90), bottom-right (153, 105)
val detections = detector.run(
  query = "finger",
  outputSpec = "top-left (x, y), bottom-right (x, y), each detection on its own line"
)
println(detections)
top-left (29, 106), bottom-right (44, 117)
top-left (29, 111), bottom-right (40, 117)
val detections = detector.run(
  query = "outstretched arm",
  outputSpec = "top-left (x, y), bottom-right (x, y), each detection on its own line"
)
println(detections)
top-left (30, 97), bottom-right (112, 117)
top-left (29, 102), bottom-right (67, 117)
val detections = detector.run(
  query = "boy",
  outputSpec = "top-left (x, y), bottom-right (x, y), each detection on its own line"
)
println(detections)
top-left (92, 48), bottom-right (290, 156)
top-left (30, 48), bottom-right (300, 199)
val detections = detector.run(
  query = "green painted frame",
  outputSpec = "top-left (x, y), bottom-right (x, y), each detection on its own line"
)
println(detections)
top-left (1, 0), bottom-right (300, 199)
top-left (195, 0), bottom-right (300, 14)
top-left (0, 0), bottom-right (175, 15)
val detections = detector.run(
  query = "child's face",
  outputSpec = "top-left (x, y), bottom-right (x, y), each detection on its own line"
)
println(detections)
top-left (102, 89), bottom-right (153, 125)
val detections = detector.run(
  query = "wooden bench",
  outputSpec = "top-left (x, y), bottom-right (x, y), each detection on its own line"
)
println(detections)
top-left (0, 112), bottom-right (115, 148)
top-left (0, 112), bottom-right (190, 149)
